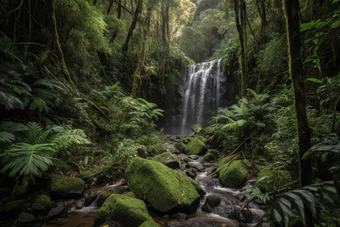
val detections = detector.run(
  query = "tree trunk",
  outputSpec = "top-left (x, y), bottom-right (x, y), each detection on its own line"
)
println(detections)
top-left (122, 0), bottom-right (143, 52)
top-left (34, 0), bottom-right (78, 96)
top-left (110, 0), bottom-right (122, 43)
top-left (131, 2), bottom-right (153, 98)
top-left (233, 0), bottom-right (248, 97)
top-left (283, 0), bottom-right (313, 187)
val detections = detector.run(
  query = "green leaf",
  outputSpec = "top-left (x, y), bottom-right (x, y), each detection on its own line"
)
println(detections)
top-left (307, 78), bottom-right (323, 83)
top-left (333, 0), bottom-right (340, 3)
top-left (0, 131), bottom-right (16, 143)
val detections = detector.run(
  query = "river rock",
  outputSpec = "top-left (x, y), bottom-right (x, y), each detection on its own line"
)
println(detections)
top-left (191, 124), bottom-right (203, 133)
top-left (124, 157), bottom-right (205, 213)
top-left (76, 198), bottom-right (85, 209)
top-left (219, 160), bottom-right (249, 187)
top-left (84, 190), bottom-right (97, 206)
top-left (181, 137), bottom-right (193, 145)
top-left (164, 143), bottom-right (178, 153)
top-left (97, 186), bottom-right (129, 207)
top-left (47, 205), bottom-right (65, 219)
top-left (184, 138), bottom-right (207, 155)
top-left (175, 142), bottom-right (186, 152)
top-left (18, 212), bottom-right (35, 223)
top-left (140, 221), bottom-right (161, 227)
top-left (46, 174), bottom-right (86, 199)
top-left (202, 150), bottom-right (220, 163)
top-left (188, 162), bottom-right (205, 172)
top-left (13, 184), bottom-right (28, 200)
top-left (32, 194), bottom-right (52, 215)
top-left (171, 212), bottom-right (189, 222)
top-left (255, 166), bottom-right (275, 192)
top-left (3, 199), bottom-right (29, 218)
top-left (201, 195), bottom-right (221, 212)
top-left (152, 151), bottom-right (180, 169)
top-left (94, 194), bottom-right (157, 227)
top-left (188, 155), bottom-right (199, 160)
top-left (185, 171), bottom-right (196, 179)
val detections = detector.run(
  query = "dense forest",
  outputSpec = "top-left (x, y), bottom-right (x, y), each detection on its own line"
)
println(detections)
top-left (0, 0), bottom-right (340, 226)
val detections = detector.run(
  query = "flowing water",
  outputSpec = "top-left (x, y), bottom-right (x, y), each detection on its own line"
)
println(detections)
top-left (45, 153), bottom-right (267, 227)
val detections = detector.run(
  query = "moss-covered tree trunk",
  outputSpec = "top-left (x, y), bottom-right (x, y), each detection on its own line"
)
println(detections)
top-left (131, 2), bottom-right (153, 98)
top-left (283, 0), bottom-right (313, 187)
top-left (233, 0), bottom-right (248, 97)
top-left (34, 0), bottom-right (78, 95)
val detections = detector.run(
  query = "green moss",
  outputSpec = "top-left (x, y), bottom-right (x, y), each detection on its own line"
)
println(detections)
top-left (3, 199), bottom-right (29, 217)
top-left (97, 186), bottom-right (128, 207)
top-left (255, 166), bottom-right (275, 192)
top-left (124, 192), bottom-right (138, 199)
top-left (203, 150), bottom-right (220, 163)
top-left (139, 221), bottom-right (160, 227)
top-left (148, 144), bottom-right (167, 156)
top-left (218, 154), bottom-right (242, 167)
top-left (47, 174), bottom-right (85, 199)
top-left (94, 194), bottom-right (153, 227)
top-left (240, 159), bottom-right (252, 169)
top-left (175, 142), bottom-right (186, 152)
top-left (184, 138), bottom-right (207, 155)
top-left (124, 157), bottom-right (204, 212)
top-left (80, 167), bottom-right (104, 179)
top-left (13, 184), bottom-right (27, 199)
top-left (219, 160), bottom-right (248, 187)
top-left (152, 151), bottom-right (180, 169)
top-left (191, 124), bottom-right (203, 133)
top-left (32, 195), bottom-right (52, 214)
top-left (197, 136), bottom-right (208, 143)
top-left (181, 137), bottom-right (193, 145)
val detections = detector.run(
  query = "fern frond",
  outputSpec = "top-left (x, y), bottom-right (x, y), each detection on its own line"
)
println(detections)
top-left (26, 122), bottom-right (43, 144)
top-left (137, 98), bottom-right (157, 109)
top-left (1, 142), bottom-right (55, 177)
top-left (246, 88), bottom-right (260, 100)
top-left (0, 87), bottom-right (23, 110)
top-left (29, 95), bottom-right (49, 112)
top-left (0, 121), bottom-right (27, 133)
top-left (0, 132), bottom-right (16, 143)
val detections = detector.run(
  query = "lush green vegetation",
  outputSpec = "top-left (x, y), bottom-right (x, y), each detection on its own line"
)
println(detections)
top-left (0, 0), bottom-right (340, 226)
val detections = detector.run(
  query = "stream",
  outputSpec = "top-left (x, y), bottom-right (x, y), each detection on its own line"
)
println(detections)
top-left (43, 149), bottom-right (267, 227)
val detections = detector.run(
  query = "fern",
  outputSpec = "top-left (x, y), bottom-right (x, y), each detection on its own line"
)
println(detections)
top-left (0, 122), bottom-right (91, 178)
top-left (0, 121), bottom-right (27, 143)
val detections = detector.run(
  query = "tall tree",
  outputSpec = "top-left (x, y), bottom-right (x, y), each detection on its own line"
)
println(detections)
top-left (283, 0), bottom-right (313, 187)
top-left (131, 0), bottom-right (154, 98)
top-left (122, 0), bottom-right (143, 52)
top-left (232, 0), bottom-right (248, 96)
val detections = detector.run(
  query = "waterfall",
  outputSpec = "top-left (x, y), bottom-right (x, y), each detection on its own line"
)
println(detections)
top-left (180, 59), bottom-right (226, 135)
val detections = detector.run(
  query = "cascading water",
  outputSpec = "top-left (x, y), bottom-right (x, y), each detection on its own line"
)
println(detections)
top-left (180, 59), bottom-right (226, 135)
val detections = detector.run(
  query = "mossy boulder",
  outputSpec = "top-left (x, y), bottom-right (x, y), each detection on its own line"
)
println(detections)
top-left (203, 150), bottom-right (220, 163)
top-left (97, 186), bottom-right (129, 207)
top-left (124, 157), bottom-right (205, 213)
top-left (181, 137), bottom-right (193, 145)
top-left (3, 199), bottom-right (29, 218)
top-left (219, 160), bottom-right (248, 187)
top-left (175, 142), bottom-right (186, 152)
top-left (218, 154), bottom-right (242, 168)
top-left (139, 221), bottom-right (161, 227)
top-left (46, 174), bottom-right (86, 199)
top-left (32, 195), bottom-right (52, 215)
top-left (184, 138), bottom-right (207, 155)
top-left (80, 167), bottom-right (104, 179)
top-left (148, 144), bottom-right (167, 156)
top-left (255, 166), bottom-right (275, 192)
top-left (152, 151), bottom-right (180, 169)
top-left (124, 191), bottom-right (138, 199)
top-left (13, 184), bottom-right (28, 200)
top-left (191, 124), bottom-right (203, 133)
top-left (201, 195), bottom-right (221, 212)
top-left (94, 194), bottom-right (154, 227)
top-left (196, 135), bottom-right (208, 143)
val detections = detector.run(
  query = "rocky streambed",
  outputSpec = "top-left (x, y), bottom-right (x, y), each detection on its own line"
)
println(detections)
top-left (0, 132), bottom-right (271, 227)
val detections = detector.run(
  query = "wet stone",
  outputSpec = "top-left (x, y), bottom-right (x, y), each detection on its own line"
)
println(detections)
top-left (188, 155), bottom-right (199, 160)
top-left (237, 193), bottom-right (247, 202)
top-left (75, 198), bottom-right (84, 209)
top-left (47, 205), bottom-right (65, 219)
top-left (254, 198), bottom-right (266, 205)
top-left (188, 162), bottom-right (205, 172)
top-left (171, 213), bottom-right (189, 222)
top-left (84, 191), bottom-right (98, 207)
top-left (18, 212), bottom-right (35, 223)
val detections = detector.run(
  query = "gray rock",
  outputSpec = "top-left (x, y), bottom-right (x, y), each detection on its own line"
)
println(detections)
top-left (188, 155), bottom-right (199, 160)
top-left (191, 124), bottom-right (203, 134)
top-left (18, 212), bottom-right (35, 223)
top-left (185, 171), bottom-right (196, 179)
top-left (75, 198), bottom-right (85, 209)
top-left (47, 205), bottom-right (65, 219)
top-left (201, 195), bottom-right (221, 212)
top-left (188, 162), bottom-right (205, 172)
top-left (171, 213), bottom-right (189, 222)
